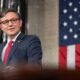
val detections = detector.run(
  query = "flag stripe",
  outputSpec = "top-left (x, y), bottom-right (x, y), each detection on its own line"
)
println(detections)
top-left (75, 44), bottom-right (80, 69)
top-left (67, 45), bottom-right (75, 69)
top-left (59, 46), bottom-right (67, 69)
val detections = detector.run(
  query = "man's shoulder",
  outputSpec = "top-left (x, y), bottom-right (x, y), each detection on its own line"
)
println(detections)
top-left (21, 34), bottom-right (40, 41)
top-left (19, 34), bottom-right (41, 46)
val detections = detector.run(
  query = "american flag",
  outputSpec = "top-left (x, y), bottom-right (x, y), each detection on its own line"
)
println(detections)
top-left (59, 0), bottom-right (80, 69)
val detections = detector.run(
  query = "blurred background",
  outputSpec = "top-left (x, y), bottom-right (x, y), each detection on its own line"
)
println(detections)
top-left (0, 0), bottom-right (58, 68)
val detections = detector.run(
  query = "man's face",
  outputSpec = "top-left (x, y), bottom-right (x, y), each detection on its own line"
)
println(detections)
top-left (0, 12), bottom-right (22, 37)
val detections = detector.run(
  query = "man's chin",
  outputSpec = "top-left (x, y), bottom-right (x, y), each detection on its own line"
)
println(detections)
top-left (7, 33), bottom-right (16, 37)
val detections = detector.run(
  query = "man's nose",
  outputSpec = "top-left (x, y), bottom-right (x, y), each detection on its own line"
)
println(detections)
top-left (8, 21), bottom-right (13, 26)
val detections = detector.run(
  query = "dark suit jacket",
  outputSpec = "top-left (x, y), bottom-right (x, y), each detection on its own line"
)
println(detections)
top-left (0, 33), bottom-right (42, 66)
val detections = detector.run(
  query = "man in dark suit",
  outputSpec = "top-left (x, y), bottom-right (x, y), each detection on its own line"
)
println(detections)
top-left (0, 8), bottom-right (42, 67)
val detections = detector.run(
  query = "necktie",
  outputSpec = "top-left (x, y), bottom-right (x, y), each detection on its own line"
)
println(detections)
top-left (3, 40), bottom-right (13, 64)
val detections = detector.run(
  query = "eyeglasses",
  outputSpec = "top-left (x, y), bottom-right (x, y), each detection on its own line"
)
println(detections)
top-left (0, 18), bottom-right (20, 25)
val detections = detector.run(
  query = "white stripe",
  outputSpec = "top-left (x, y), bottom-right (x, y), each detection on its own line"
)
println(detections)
top-left (67, 45), bottom-right (75, 69)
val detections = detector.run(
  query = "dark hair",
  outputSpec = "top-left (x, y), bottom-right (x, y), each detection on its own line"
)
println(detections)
top-left (0, 8), bottom-right (21, 19)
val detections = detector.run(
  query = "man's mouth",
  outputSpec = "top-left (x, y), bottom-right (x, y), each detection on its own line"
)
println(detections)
top-left (8, 28), bottom-right (15, 32)
top-left (8, 28), bottom-right (15, 30)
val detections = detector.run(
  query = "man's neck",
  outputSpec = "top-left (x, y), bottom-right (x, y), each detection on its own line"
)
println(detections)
top-left (7, 32), bottom-right (21, 41)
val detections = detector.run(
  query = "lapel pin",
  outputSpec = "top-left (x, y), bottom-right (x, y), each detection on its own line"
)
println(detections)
top-left (17, 40), bottom-right (21, 43)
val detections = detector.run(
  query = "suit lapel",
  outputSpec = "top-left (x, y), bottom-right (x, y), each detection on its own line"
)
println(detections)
top-left (0, 42), bottom-right (6, 65)
top-left (6, 33), bottom-right (25, 64)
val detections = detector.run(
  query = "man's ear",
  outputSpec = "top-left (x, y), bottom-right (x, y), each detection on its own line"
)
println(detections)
top-left (0, 25), bottom-right (3, 30)
top-left (20, 19), bottom-right (22, 27)
top-left (0, 25), bottom-right (1, 29)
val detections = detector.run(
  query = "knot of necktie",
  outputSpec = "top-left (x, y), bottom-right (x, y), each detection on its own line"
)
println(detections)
top-left (8, 40), bottom-right (13, 47)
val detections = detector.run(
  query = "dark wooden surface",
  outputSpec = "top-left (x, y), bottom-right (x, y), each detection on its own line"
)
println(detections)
top-left (0, 66), bottom-right (80, 80)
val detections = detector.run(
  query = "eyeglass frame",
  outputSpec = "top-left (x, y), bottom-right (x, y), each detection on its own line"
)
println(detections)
top-left (0, 18), bottom-right (20, 25)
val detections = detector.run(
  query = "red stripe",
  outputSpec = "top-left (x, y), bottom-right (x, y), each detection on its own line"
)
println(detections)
top-left (75, 44), bottom-right (80, 69)
top-left (59, 46), bottom-right (67, 69)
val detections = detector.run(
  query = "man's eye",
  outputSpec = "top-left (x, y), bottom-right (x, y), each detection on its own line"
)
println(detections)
top-left (11, 18), bottom-right (17, 22)
top-left (2, 20), bottom-right (9, 24)
top-left (11, 19), bottom-right (15, 21)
